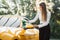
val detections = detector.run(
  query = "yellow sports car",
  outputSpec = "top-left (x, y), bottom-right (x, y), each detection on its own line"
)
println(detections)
top-left (0, 15), bottom-right (39, 40)
top-left (0, 27), bottom-right (39, 40)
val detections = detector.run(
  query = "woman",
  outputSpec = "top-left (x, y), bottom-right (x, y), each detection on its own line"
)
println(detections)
top-left (28, 2), bottom-right (51, 40)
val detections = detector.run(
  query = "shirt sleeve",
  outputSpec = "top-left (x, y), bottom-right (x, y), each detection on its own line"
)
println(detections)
top-left (38, 10), bottom-right (51, 28)
top-left (29, 13), bottom-right (39, 23)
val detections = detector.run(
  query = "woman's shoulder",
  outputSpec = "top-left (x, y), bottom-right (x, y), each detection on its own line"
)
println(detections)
top-left (47, 10), bottom-right (51, 14)
top-left (47, 10), bottom-right (51, 17)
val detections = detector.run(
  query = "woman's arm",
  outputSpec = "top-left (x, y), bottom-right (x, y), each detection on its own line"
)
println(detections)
top-left (38, 10), bottom-right (51, 28)
top-left (28, 13), bottom-right (39, 23)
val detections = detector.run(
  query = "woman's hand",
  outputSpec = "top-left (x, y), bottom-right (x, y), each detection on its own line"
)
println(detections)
top-left (33, 25), bottom-right (39, 28)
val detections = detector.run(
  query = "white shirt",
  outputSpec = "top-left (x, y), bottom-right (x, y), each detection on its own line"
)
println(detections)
top-left (29, 10), bottom-right (51, 28)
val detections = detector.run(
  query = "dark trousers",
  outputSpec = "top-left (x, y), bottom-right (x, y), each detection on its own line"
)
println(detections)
top-left (39, 24), bottom-right (50, 40)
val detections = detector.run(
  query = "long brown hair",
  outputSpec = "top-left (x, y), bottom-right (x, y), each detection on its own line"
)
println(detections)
top-left (39, 2), bottom-right (47, 22)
